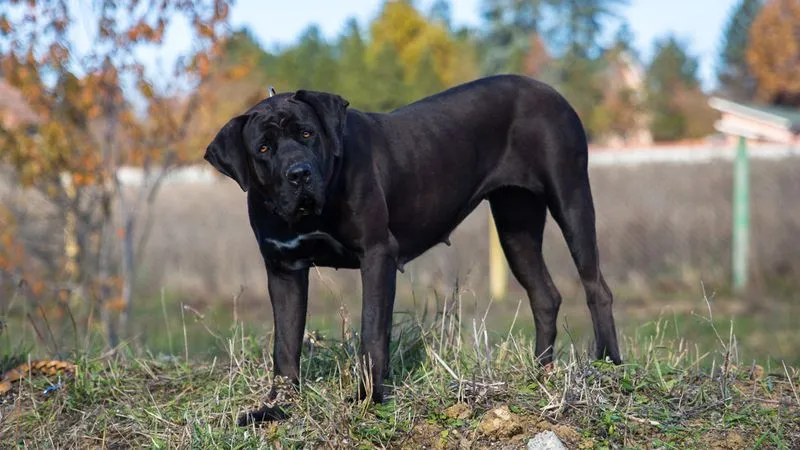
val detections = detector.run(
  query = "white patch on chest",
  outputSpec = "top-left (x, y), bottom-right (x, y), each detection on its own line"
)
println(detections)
top-left (264, 231), bottom-right (337, 251)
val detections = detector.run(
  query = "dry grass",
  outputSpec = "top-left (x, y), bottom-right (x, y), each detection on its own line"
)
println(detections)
top-left (2, 156), bottom-right (800, 448)
top-left (1, 289), bottom-right (798, 449)
top-left (130, 157), bottom-right (800, 305)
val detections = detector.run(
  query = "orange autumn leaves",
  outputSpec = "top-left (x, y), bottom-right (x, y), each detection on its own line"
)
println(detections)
top-left (0, 1), bottom-right (235, 318)
top-left (746, 0), bottom-right (800, 103)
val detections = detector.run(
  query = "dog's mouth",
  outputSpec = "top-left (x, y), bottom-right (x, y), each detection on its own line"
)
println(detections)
top-left (294, 194), bottom-right (317, 218)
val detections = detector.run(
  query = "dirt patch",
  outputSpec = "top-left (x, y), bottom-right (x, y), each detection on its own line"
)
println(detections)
top-left (700, 430), bottom-right (748, 450)
top-left (404, 422), bottom-right (476, 450)
top-left (472, 405), bottom-right (586, 449)
top-left (478, 405), bottom-right (523, 439)
top-left (445, 402), bottom-right (472, 420)
top-left (530, 420), bottom-right (585, 449)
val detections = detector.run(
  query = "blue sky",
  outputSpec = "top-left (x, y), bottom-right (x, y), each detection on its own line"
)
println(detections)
top-left (66, 0), bottom-right (740, 92)
top-left (226, 0), bottom-right (740, 91)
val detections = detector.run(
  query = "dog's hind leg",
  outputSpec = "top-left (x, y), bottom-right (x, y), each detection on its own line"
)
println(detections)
top-left (488, 187), bottom-right (562, 366)
top-left (545, 168), bottom-right (622, 364)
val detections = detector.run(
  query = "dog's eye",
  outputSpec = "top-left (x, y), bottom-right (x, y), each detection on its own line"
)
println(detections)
top-left (301, 130), bottom-right (313, 139)
top-left (259, 145), bottom-right (269, 153)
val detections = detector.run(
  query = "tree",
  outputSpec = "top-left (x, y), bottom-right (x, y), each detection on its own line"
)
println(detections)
top-left (647, 37), bottom-right (701, 92)
top-left (589, 86), bottom-right (640, 143)
top-left (557, 51), bottom-right (606, 137)
top-left (0, 0), bottom-right (233, 347)
top-left (366, 0), bottom-right (467, 105)
top-left (369, 0), bottom-right (460, 85)
top-left (336, 19), bottom-right (372, 109)
top-left (481, 0), bottom-right (627, 138)
top-left (716, 0), bottom-right (762, 101)
top-left (646, 36), bottom-right (715, 141)
top-left (746, 0), bottom-right (800, 106)
top-left (610, 22), bottom-right (638, 59)
top-left (223, 28), bottom-right (275, 74)
top-left (429, 0), bottom-right (453, 30)
top-left (292, 26), bottom-right (340, 92)
top-left (412, 50), bottom-right (446, 100)
top-left (480, 0), bottom-right (548, 74)
top-left (587, 22), bottom-right (646, 143)
top-left (590, 47), bottom-right (644, 144)
top-left (522, 33), bottom-right (553, 78)
top-left (366, 43), bottom-right (409, 112)
top-left (550, 0), bottom-right (627, 59)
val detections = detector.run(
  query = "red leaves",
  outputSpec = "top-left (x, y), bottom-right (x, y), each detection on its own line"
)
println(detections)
top-left (0, 0), bottom-right (235, 304)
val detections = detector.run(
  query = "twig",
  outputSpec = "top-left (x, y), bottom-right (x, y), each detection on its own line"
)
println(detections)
top-left (430, 348), bottom-right (459, 381)
top-left (680, 397), bottom-right (731, 419)
top-left (782, 361), bottom-right (800, 407)
top-left (750, 397), bottom-right (797, 407)
top-left (26, 312), bottom-right (47, 349)
top-left (180, 302), bottom-right (188, 364)
top-left (62, 299), bottom-right (80, 352)
top-left (623, 413), bottom-right (662, 427)
top-left (183, 304), bottom-right (221, 340)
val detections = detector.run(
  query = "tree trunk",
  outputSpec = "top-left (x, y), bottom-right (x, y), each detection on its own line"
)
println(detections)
top-left (62, 174), bottom-right (80, 283)
top-left (118, 209), bottom-right (136, 340)
top-left (98, 194), bottom-right (119, 348)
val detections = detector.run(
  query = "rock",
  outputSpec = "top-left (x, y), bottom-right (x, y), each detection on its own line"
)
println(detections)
top-left (478, 405), bottom-right (522, 439)
top-left (444, 402), bottom-right (471, 420)
top-left (551, 424), bottom-right (581, 445)
top-left (526, 430), bottom-right (567, 450)
top-left (726, 431), bottom-right (746, 449)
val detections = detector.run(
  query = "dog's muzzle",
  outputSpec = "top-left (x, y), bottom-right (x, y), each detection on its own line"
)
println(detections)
top-left (295, 193), bottom-right (317, 217)
top-left (286, 162), bottom-right (312, 187)
top-left (284, 162), bottom-right (322, 219)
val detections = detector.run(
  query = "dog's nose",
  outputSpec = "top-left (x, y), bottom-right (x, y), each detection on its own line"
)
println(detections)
top-left (287, 163), bottom-right (312, 186)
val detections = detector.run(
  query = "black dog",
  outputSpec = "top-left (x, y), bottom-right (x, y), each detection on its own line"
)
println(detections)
top-left (204, 75), bottom-right (622, 425)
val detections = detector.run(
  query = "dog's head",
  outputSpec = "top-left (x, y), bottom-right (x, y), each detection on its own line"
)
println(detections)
top-left (204, 89), bottom-right (349, 223)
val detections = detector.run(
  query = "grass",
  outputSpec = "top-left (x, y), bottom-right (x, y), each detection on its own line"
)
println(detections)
top-left (1, 286), bottom-right (799, 449)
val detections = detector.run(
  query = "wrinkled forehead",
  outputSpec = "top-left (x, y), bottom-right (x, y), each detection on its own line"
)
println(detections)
top-left (244, 95), bottom-right (318, 135)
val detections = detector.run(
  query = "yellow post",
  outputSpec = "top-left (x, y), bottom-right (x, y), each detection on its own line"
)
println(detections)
top-left (488, 210), bottom-right (507, 301)
top-left (62, 173), bottom-right (79, 282)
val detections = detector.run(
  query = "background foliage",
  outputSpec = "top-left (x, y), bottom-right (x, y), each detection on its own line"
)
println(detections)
top-left (0, 0), bottom-right (798, 365)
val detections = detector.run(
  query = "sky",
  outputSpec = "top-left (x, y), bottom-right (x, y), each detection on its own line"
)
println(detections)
top-left (227, 0), bottom-right (741, 91)
top-left (64, 0), bottom-right (741, 92)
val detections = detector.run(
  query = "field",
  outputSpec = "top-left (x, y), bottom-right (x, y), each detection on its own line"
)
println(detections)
top-left (2, 296), bottom-right (799, 448)
top-left (2, 151), bottom-right (800, 447)
top-left (131, 151), bottom-right (800, 367)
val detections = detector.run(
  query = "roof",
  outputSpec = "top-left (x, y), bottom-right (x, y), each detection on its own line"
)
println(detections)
top-left (0, 78), bottom-right (41, 127)
top-left (709, 96), bottom-right (800, 133)
top-left (744, 103), bottom-right (800, 129)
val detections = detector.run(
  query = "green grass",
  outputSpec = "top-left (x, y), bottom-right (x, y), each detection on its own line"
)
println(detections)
top-left (1, 289), bottom-right (799, 449)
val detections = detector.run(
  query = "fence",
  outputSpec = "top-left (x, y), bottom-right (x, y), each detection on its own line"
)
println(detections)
top-left (122, 144), bottom-right (800, 307)
top-left (3, 145), bottom-right (799, 314)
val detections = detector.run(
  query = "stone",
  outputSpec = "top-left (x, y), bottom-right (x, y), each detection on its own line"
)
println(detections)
top-left (526, 430), bottom-right (567, 450)
top-left (477, 405), bottom-right (522, 439)
top-left (444, 402), bottom-right (471, 420)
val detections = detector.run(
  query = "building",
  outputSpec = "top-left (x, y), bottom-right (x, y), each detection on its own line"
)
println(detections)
top-left (0, 78), bottom-right (41, 132)
top-left (596, 50), bottom-right (653, 148)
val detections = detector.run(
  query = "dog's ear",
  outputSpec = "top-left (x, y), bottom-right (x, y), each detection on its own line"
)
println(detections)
top-left (204, 114), bottom-right (251, 192)
top-left (293, 90), bottom-right (349, 157)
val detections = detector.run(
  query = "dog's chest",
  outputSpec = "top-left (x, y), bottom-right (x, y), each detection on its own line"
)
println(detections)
top-left (261, 230), bottom-right (359, 270)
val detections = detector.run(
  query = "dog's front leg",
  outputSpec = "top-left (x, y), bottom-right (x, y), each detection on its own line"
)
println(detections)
top-left (238, 267), bottom-right (309, 426)
top-left (358, 245), bottom-right (397, 403)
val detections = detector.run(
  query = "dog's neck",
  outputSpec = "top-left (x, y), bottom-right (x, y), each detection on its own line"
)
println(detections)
top-left (323, 153), bottom-right (345, 210)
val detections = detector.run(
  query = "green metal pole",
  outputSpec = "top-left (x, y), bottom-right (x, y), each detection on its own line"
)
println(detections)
top-left (732, 135), bottom-right (750, 293)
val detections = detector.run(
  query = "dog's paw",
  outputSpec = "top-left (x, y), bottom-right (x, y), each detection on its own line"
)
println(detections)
top-left (345, 393), bottom-right (369, 404)
top-left (237, 405), bottom-right (291, 426)
top-left (346, 387), bottom-right (387, 404)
